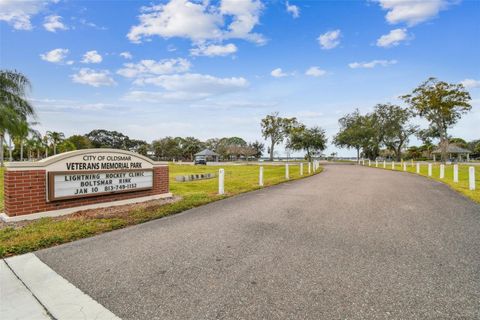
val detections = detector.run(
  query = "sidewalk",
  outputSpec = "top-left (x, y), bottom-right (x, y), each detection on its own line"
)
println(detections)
top-left (1, 254), bottom-right (120, 320)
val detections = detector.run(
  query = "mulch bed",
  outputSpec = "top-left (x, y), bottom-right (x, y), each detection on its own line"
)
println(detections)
top-left (0, 195), bottom-right (182, 230)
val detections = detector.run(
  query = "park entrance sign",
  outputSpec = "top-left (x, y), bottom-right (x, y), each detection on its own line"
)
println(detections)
top-left (2, 149), bottom-right (170, 221)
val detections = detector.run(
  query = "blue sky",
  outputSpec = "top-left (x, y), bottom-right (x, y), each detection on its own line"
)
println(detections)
top-left (1, 0), bottom-right (479, 157)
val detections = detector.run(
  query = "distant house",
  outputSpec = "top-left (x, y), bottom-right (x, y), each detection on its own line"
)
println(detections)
top-left (432, 144), bottom-right (471, 161)
top-left (194, 149), bottom-right (219, 162)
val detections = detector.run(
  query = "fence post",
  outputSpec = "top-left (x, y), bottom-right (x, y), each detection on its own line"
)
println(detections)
top-left (368, 159), bottom-right (371, 167)
top-left (259, 166), bottom-right (264, 186)
top-left (428, 163), bottom-right (432, 176)
top-left (392, 161), bottom-right (395, 170)
top-left (469, 167), bottom-right (475, 190)
top-left (383, 160), bottom-right (386, 168)
top-left (300, 163), bottom-right (304, 176)
top-left (440, 164), bottom-right (445, 179)
top-left (362, 159), bottom-right (365, 166)
top-left (453, 164), bottom-right (458, 183)
top-left (403, 163), bottom-right (407, 171)
top-left (308, 162), bottom-right (311, 174)
top-left (285, 163), bottom-right (289, 180)
top-left (416, 162), bottom-right (420, 174)
top-left (218, 168), bottom-right (225, 195)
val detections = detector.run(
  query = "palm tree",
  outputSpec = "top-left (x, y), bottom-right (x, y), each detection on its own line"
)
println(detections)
top-left (0, 70), bottom-right (35, 166)
top-left (46, 131), bottom-right (65, 155)
top-left (14, 120), bottom-right (39, 161)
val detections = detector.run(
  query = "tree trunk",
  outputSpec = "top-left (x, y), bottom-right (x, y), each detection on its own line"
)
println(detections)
top-left (356, 147), bottom-right (360, 163)
top-left (8, 135), bottom-right (13, 162)
top-left (54, 143), bottom-right (57, 155)
top-left (0, 132), bottom-right (4, 167)
top-left (20, 140), bottom-right (24, 161)
top-left (269, 138), bottom-right (274, 161)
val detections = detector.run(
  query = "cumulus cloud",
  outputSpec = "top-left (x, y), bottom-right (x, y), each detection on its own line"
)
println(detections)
top-left (0, 0), bottom-right (52, 30)
top-left (71, 68), bottom-right (116, 87)
top-left (117, 58), bottom-right (191, 78)
top-left (271, 68), bottom-right (288, 78)
top-left (305, 66), bottom-right (326, 77)
top-left (127, 0), bottom-right (265, 45)
top-left (318, 29), bottom-right (341, 49)
top-left (348, 59), bottom-right (398, 69)
top-left (81, 50), bottom-right (103, 64)
top-left (377, 28), bottom-right (410, 47)
top-left (190, 43), bottom-right (237, 56)
top-left (286, 1), bottom-right (300, 18)
top-left (40, 48), bottom-right (69, 63)
top-left (124, 73), bottom-right (249, 102)
top-left (460, 79), bottom-right (480, 89)
top-left (43, 15), bottom-right (68, 32)
top-left (375, 0), bottom-right (452, 26)
top-left (120, 52), bottom-right (133, 59)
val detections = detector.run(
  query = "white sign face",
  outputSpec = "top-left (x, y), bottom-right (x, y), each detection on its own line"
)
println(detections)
top-left (46, 152), bottom-right (153, 172)
top-left (49, 170), bottom-right (153, 201)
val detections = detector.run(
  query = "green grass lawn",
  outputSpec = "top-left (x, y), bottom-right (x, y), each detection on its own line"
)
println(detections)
top-left (366, 162), bottom-right (479, 203)
top-left (0, 163), bottom-right (319, 257)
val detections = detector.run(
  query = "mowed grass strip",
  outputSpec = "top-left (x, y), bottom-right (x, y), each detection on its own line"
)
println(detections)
top-left (0, 163), bottom-right (320, 257)
top-left (367, 162), bottom-right (479, 203)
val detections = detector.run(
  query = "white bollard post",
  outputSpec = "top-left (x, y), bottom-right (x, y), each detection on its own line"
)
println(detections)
top-left (259, 166), bottom-right (264, 186)
top-left (300, 163), bottom-right (303, 176)
top-left (375, 160), bottom-right (378, 167)
top-left (308, 162), bottom-right (311, 174)
top-left (469, 167), bottom-right (475, 190)
top-left (383, 160), bottom-right (386, 169)
top-left (428, 163), bottom-right (432, 177)
top-left (453, 164), bottom-right (458, 183)
top-left (368, 159), bottom-right (371, 167)
top-left (403, 163), bottom-right (407, 171)
top-left (392, 161), bottom-right (395, 170)
top-left (285, 163), bottom-right (289, 180)
top-left (440, 164), bottom-right (445, 179)
top-left (218, 168), bottom-right (225, 195)
top-left (416, 162), bottom-right (420, 174)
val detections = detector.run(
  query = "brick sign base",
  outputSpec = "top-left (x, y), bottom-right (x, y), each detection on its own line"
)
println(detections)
top-left (3, 149), bottom-right (169, 219)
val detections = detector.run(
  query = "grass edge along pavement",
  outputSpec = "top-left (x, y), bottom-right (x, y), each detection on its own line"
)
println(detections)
top-left (362, 161), bottom-right (479, 204)
top-left (0, 163), bottom-right (321, 258)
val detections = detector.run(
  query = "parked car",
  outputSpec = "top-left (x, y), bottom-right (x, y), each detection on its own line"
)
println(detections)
top-left (194, 156), bottom-right (207, 165)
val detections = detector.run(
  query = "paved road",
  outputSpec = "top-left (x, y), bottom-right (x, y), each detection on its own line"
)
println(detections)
top-left (36, 165), bottom-right (480, 319)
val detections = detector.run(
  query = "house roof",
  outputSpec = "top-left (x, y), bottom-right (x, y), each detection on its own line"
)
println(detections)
top-left (432, 144), bottom-right (471, 154)
top-left (195, 149), bottom-right (219, 156)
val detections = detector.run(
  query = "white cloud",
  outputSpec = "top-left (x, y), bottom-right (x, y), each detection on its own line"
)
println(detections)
top-left (286, 1), bottom-right (300, 18)
top-left (124, 73), bottom-right (249, 102)
top-left (43, 15), bottom-right (68, 32)
top-left (348, 59), bottom-right (398, 69)
top-left (71, 68), bottom-right (116, 87)
top-left (318, 29), bottom-right (341, 50)
top-left (460, 79), bottom-right (480, 89)
top-left (0, 0), bottom-right (50, 30)
top-left (120, 52), bottom-right (133, 59)
top-left (127, 0), bottom-right (264, 45)
top-left (271, 68), bottom-right (288, 78)
top-left (375, 0), bottom-right (451, 26)
top-left (40, 48), bottom-right (69, 63)
top-left (377, 28), bottom-right (410, 47)
top-left (190, 43), bottom-right (237, 56)
top-left (305, 66), bottom-right (327, 77)
top-left (81, 50), bottom-right (103, 64)
top-left (117, 58), bottom-right (191, 78)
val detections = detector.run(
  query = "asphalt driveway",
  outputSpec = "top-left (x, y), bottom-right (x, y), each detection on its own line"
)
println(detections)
top-left (36, 165), bottom-right (480, 319)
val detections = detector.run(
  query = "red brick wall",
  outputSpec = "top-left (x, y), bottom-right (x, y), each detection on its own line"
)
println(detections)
top-left (4, 166), bottom-right (169, 217)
